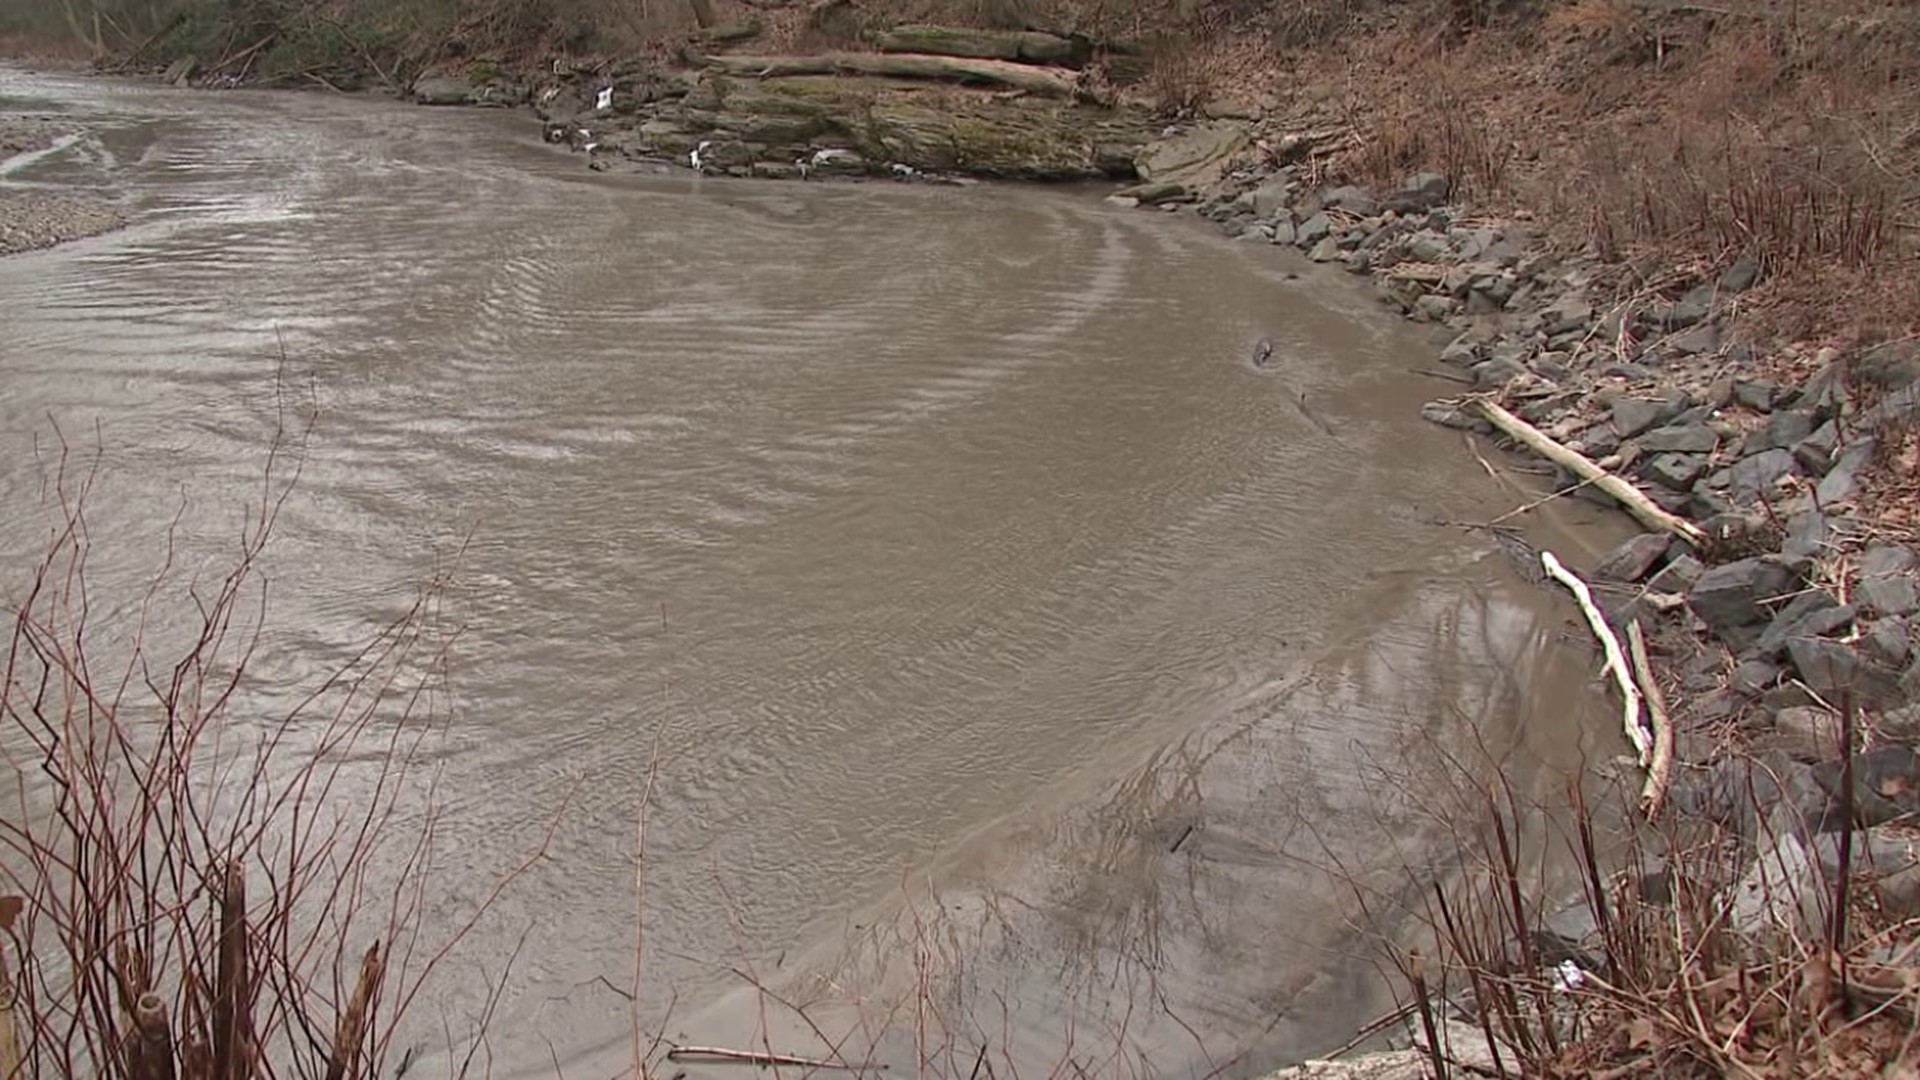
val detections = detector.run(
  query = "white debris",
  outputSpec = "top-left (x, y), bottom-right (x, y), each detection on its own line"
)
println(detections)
top-left (595, 86), bottom-right (613, 111)
top-left (1552, 960), bottom-right (1585, 993)
top-left (690, 140), bottom-right (714, 171)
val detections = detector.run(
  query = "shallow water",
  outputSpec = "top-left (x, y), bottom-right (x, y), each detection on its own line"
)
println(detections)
top-left (0, 67), bottom-right (1631, 1078)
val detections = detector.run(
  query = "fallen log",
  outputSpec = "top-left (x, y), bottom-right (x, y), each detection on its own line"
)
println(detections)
top-left (1469, 398), bottom-right (1707, 547)
top-left (1541, 551), bottom-right (1652, 767)
top-left (1625, 620), bottom-right (1675, 818)
top-left (872, 24), bottom-right (1086, 66)
top-left (692, 51), bottom-right (1080, 96)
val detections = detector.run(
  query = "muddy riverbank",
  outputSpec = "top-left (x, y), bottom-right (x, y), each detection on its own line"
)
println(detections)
top-left (0, 112), bottom-right (126, 253)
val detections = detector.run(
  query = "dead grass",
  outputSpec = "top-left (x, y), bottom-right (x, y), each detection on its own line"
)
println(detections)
top-left (1340, 699), bottom-right (1920, 1080)
top-left (1284, 0), bottom-right (1920, 340)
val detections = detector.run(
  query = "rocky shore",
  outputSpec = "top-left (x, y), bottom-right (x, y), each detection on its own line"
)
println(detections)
top-left (0, 115), bottom-right (127, 255)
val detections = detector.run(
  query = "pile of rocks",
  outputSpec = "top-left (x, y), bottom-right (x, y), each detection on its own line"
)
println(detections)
top-left (1145, 150), bottom-right (1920, 760)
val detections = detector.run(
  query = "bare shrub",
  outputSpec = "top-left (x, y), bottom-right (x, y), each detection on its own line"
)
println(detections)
top-left (1271, 0), bottom-right (1358, 51)
top-left (0, 425), bottom-right (552, 1080)
top-left (1143, 31), bottom-right (1223, 115)
top-left (1358, 697), bottom-right (1920, 1077)
top-left (1345, 50), bottom-right (1515, 203)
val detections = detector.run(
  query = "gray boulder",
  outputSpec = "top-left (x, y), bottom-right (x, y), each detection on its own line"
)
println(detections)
top-left (1816, 438), bottom-right (1877, 506)
top-left (1689, 557), bottom-right (1795, 638)
top-left (1753, 591), bottom-right (1848, 658)
top-left (1727, 448), bottom-right (1797, 503)
top-left (1320, 185), bottom-right (1377, 216)
top-left (1865, 617), bottom-right (1912, 668)
top-left (1858, 339), bottom-right (1920, 392)
top-left (1295, 211), bottom-right (1331, 246)
top-left (1733, 378), bottom-right (1779, 411)
top-left (1753, 409), bottom-right (1816, 451)
top-left (1719, 255), bottom-right (1763, 294)
top-left (1640, 423), bottom-right (1720, 454)
top-left (1250, 180), bottom-right (1290, 219)
top-left (1384, 172), bottom-right (1449, 213)
top-left (1610, 393), bottom-right (1682, 438)
top-left (413, 75), bottom-right (475, 105)
top-left (1644, 452), bottom-right (1706, 491)
top-left (1418, 400), bottom-right (1489, 432)
top-left (1594, 533), bottom-right (1670, 582)
top-left (1859, 545), bottom-right (1919, 616)
top-left (1787, 637), bottom-right (1904, 710)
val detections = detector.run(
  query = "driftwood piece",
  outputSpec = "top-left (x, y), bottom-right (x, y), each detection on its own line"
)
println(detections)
top-left (667, 1046), bottom-right (880, 1070)
top-left (1625, 620), bottom-right (1675, 818)
top-left (0, 899), bottom-right (19, 1080)
top-left (872, 24), bottom-right (1083, 66)
top-left (1540, 551), bottom-right (1652, 766)
top-left (1470, 399), bottom-right (1707, 547)
top-left (692, 51), bottom-right (1079, 96)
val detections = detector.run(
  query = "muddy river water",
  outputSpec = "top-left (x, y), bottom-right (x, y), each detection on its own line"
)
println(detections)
top-left (0, 67), bottom-right (1632, 1079)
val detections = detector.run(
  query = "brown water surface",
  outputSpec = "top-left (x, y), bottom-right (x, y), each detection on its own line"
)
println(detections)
top-left (0, 67), bottom-right (1631, 1079)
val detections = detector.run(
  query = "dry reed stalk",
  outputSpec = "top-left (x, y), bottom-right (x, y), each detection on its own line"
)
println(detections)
top-left (0, 417), bottom-right (561, 1080)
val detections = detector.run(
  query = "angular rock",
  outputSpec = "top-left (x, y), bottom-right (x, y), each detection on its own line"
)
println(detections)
top-left (1755, 410), bottom-right (1816, 451)
top-left (1754, 591), bottom-right (1848, 658)
top-left (1732, 832), bottom-right (1824, 936)
top-left (1859, 545), bottom-right (1919, 616)
top-left (1639, 423), bottom-right (1720, 454)
top-left (1594, 533), bottom-right (1671, 582)
top-left (413, 75), bottom-right (475, 105)
top-left (1419, 400), bottom-right (1488, 432)
top-left (1134, 122), bottom-right (1250, 189)
top-left (1733, 378), bottom-right (1780, 412)
top-left (1611, 394), bottom-right (1678, 438)
top-left (1250, 180), bottom-right (1290, 219)
top-left (1689, 557), bottom-right (1795, 637)
top-left (1648, 553), bottom-right (1705, 594)
top-left (1384, 172), bottom-right (1450, 213)
top-left (1295, 211), bottom-right (1331, 246)
top-left (1320, 185), bottom-right (1377, 216)
top-left (1794, 420), bottom-right (1841, 474)
top-left (1269, 220), bottom-right (1296, 245)
top-left (1719, 255), bottom-right (1762, 294)
top-left (1536, 295), bottom-right (1594, 336)
top-left (1809, 747), bottom-right (1920, 829)
top-left (1773, 705), bottom-right (1841, 750)
top-left (1858, 339), bottom-right (1920, 392)
top-left (1644, 452), bottom-right (1706, 491)
top-left (1788, 637), bottom-right (1905, 710)
top-left (1816, 437), bottom-right (1877, 506)
top-left (1306, 237), bottom-right (1343, 262)
top-left (1663, 284), bottom-right (1715, 329)
top-left (1731, 657), bottom-right (1781, 697)
top-left (1865, 618), bottom-right (1912, 668)
top-left (1727, 448), bottom-right (1797, 503)
top-left (1782, 510), bottom-right (1831, 564)
top-left (1116, 181), bottom-right (1189, 205)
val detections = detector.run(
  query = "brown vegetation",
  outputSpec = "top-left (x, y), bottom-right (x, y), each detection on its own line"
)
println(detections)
top-left (0, 425), bottom-right (551, 1080)
top-left (1341, 701), bottom-right (1920, 1079)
